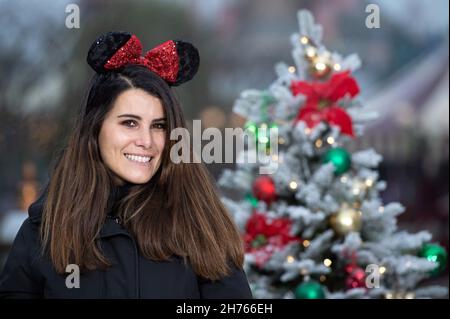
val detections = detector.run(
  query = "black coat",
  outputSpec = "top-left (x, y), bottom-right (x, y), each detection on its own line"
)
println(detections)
top-left (0, 189), bottom-right (253, 299)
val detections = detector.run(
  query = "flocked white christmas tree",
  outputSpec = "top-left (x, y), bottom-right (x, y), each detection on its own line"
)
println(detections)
top-left (218, 10), bottom-right (448, 299)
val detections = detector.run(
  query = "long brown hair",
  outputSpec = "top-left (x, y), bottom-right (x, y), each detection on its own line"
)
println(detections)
top-left (41, 65), bottom-right (244, 280)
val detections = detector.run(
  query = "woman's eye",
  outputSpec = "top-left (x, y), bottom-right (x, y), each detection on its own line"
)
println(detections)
top-left (152, 123), bottom-right (166, 130)
top-left (122, 120), bottom-right (138, 128)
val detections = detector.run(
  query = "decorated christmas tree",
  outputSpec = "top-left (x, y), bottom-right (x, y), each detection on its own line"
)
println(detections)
top-left (218, 10), bottom-right (448, 299)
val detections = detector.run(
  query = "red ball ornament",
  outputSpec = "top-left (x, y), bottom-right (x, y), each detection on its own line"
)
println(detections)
top-left (345, 266), bottom-right (366, 290)
top-left (253, 176), bottom-right (277, 205)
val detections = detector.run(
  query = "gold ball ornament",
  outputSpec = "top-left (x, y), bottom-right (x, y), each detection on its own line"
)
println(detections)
top-left (330, 205), bottom-right (362, 236)
top-left (310, 54), bottom-right (333, 78)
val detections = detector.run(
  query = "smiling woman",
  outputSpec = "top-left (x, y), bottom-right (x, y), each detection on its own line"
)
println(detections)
top-left (0, 32), bottom-right (252, 299)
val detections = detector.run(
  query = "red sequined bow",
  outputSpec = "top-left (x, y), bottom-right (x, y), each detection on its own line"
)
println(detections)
top-left (104, 35), bottom-right (179, 84)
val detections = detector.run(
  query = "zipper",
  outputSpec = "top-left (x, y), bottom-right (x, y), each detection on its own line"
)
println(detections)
top-left (131, 235), bottom-right (140, 298)
top-left (104, 215), bottom-right (140, 298)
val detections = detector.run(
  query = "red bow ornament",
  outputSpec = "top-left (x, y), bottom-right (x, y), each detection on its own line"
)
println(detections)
top-left (290, 71), bottom-right (359, 137)
top-left (244, 212), bottom-right (300, 267)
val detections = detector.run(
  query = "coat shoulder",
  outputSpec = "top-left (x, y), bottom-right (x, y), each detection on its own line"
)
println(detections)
top-left (0, 217), bottom-right (44, 298)
top-left (28, 184), bottom-right (49, 224)
top-left (197, 263), bottom-right (253, 299)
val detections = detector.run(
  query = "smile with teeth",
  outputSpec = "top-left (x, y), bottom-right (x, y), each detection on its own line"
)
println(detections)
top-left (124, 153), bottom-right (153, 164)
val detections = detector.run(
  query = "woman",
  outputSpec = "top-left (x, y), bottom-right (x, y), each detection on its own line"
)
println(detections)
top-left (0, 32), bottom-right (253, 298)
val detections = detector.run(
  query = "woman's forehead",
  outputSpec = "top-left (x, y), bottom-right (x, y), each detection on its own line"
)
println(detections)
top-left (111, 89), bottom-right (165, 117)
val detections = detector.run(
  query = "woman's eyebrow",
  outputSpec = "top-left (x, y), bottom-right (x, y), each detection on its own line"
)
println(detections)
top-left (117, 114), bottom-right (166, 122)
top-left (118, 114), bottom-right (141, 120)
top-left (152, 117), bottom-right (167, 122)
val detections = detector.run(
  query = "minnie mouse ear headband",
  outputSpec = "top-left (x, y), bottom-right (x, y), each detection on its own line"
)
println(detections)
top-left (87, 31), bottom-right (200, 86)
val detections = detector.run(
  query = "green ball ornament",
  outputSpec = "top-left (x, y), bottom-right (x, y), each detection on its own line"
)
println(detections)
top-left (245, 193), bottom-right (259, 208)
top-left (294, 281), bottom-right (325, 299)
top-left (323, 147), bottom-right (351, 175)
top-left (419, 243), bottom-right (447, 275)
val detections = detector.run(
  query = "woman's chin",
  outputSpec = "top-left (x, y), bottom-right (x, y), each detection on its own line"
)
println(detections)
top-left (123, 175), bottom-right (152, 184)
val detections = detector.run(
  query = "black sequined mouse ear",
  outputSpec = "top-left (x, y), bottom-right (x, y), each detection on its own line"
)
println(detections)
top-left (86, 31), bottom-right (141, 73)
top-left (172, 40), bottom-right (200, 86)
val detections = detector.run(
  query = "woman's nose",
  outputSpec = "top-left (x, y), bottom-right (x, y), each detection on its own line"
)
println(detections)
top-left (135, 129), bottom-right (153, 149)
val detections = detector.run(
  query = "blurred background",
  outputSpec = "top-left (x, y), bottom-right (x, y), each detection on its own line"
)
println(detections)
top-left (0, 0), bottom-right (448, 287)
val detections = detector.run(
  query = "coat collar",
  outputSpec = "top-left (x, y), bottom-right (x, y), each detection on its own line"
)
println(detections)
top-left (99, 216), bottom-right (131, 238)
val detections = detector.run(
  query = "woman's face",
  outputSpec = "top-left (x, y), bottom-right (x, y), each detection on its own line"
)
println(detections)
top-left (99, 88), bottom-right (167, 185)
